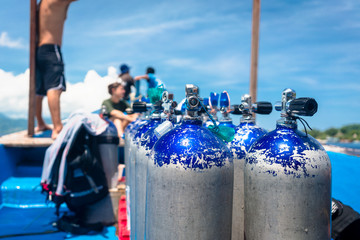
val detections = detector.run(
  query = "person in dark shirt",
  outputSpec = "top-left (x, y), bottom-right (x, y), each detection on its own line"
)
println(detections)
top-left (118, 64), bottom-right (134, 101)
top-left (102, 82), bottom-right (137, 138)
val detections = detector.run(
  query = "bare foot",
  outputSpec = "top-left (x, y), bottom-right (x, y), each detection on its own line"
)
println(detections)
top-left (35, 124), bottom-right (52, 133)
top-left (51, 128), bottom-right (62, 140)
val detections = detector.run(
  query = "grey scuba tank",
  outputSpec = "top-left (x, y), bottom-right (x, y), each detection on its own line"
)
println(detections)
top-left (244, 88), bottom-right (332, 240)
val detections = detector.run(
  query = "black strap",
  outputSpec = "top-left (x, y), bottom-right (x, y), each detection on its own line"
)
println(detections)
top-left (294, 116), bottom-right (313, 136)
top-left (56, 215), bottom-right (104, 235)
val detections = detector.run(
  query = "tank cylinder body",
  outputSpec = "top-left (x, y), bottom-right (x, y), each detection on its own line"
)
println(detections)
top-left (97, 121), bottom-right (120, 188)
top-left (146, 119), bottom-right (233, 240)
top-left (244, 124), bottom-right (332, 240)
top-left (134, 118), bottom-right (161, 240)
top-left (129, 119), bottom-right (149, 237)
top-left (229, 121), bottom-right (266, 240)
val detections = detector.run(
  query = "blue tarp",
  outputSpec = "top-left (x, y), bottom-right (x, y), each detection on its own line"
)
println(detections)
top-left (329, 151), bottom-right (360, 212)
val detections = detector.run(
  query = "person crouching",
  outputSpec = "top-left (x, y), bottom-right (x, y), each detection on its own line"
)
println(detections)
top-left (102, 82), bottom-right (137, 139)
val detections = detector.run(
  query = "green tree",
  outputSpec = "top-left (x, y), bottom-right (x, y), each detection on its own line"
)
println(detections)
top-left (308, 129), bottom-right (326, 139)
top-left (325, 128), bottom-right (338, 137)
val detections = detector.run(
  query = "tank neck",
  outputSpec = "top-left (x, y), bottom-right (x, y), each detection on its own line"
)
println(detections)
top-left (240, 114), bottom-right (255, 124)
top-left (239, 121), bottom-right (255, 127)
top-left (276, 117), bottom-right (298, 129)
top-left (220, 119), bottom-right (233, 123)
top-left (182, 119), bottom-right (202, 126)
top-left (151, 113), bottom-right (161, 120)
top-left (184, 113), bottom-right (201, 121)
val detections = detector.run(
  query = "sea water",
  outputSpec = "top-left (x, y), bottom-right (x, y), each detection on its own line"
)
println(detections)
top-left (328, 142), bottom-right (360, 150)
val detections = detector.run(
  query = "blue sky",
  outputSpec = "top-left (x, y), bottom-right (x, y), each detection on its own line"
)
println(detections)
top-left (0, 0), bottom-right (359, 130)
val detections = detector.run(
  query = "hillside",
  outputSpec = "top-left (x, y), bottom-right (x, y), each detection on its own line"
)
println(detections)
top-left (0, 114), bottom-right (27, 136)
top-left (309, 124), bottom-right (360, 142)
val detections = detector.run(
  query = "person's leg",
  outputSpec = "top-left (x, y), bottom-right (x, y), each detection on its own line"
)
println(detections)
top-left (35, 95), bottom-right (52, 132)
top-left (111, 117), bottom-right (124, 138)
top-left (47, 89), bottom-right (63, 139)
top-left (121, 119), bottom-right (130, 134)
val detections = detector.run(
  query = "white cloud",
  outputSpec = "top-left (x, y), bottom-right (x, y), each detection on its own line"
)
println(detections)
top-left (0, 32), bottom-right (27, 49)
top-left (0, 67), bottom-right (119, 119)
top-left (104, 17), bottom-right (204, 36)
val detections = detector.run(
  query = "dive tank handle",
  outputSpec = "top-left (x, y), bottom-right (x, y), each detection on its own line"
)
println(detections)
top-left (253, 101), bottom-right (272, 115)
top-left (288, 98), bottom-right (318, 116)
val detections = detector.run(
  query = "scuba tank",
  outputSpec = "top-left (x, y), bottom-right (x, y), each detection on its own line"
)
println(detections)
top-left (97, 121), bottom-right (120, 189)
top-left (98, 105), bottom-right (121, 188)
top-left (244, 88), bottom-right (331, 240)
top-left (228, 94), bottom-right (272, 240)
top-left (134, 102), bottom-right (164, 240)
top-left (145, 84), bottom-right (233, 240)
top-left (131, 90), bottom-right (164, 240)
top-left (219, 91), bottom-right (236, 129)
top-left (124, 117), bottom-right (142, 231)
top-left (128, 100), bottom-right (152, 237)
top-left (135, 91), bottom-right (177, 240)
top-left (82, 108), bottom-right (120, 226)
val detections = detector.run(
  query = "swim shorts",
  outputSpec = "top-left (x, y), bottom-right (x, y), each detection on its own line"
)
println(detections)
top-left (36, 44), bottom-right (66, 96)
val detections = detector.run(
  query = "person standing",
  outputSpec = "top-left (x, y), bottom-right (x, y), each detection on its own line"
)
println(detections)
top-left (35, 0), bottom-right (77, 139)
top-left (134, 67), bottom-right (164, 94)
top-left (118, 64), bottom-right (134, 101)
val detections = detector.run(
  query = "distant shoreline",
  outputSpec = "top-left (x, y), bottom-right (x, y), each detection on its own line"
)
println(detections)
top-left (318, 140), bottom-right (360, 157)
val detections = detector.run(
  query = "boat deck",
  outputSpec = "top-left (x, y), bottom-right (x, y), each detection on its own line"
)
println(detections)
top-left (0, 129), bottom-right (125, 239)
top-left (0, 130), bottom-right (54, 147)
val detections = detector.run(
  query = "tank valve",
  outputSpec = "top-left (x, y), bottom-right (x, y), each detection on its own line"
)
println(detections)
top-left (274, 88), bottom-right (318, 129)
top-left (231, 94), bottom-right (272, 122)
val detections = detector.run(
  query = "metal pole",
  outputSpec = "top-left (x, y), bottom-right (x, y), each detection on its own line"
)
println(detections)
top-left (249, 0), bottom-right (261, 106)
top-left (28, 0), bottom-right (37, 136)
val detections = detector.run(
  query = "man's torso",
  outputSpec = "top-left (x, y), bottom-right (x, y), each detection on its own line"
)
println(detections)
top-left (38, 0), bottom-right (76, 46)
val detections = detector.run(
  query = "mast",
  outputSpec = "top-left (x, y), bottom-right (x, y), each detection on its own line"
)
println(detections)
top-left (249, 0), bottom-right (261, 109)
top-left (28, 0), bottom-right (37, 136)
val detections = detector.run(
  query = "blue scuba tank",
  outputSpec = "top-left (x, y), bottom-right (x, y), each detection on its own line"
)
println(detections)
top-left (135, 92), bottom-right (178, 240)
top-left (228, 94), bottom-right (272, 240)
top-left (244, 88), bottom-right (332, 240)
top-left (219, 91), bottom-right (236, 129)
top-left (128, 101), bottom-right (152, 237)
top-left (145, 84), bottom-right (233, 240)
top-left (134, 99), bottom-right (168, 240)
